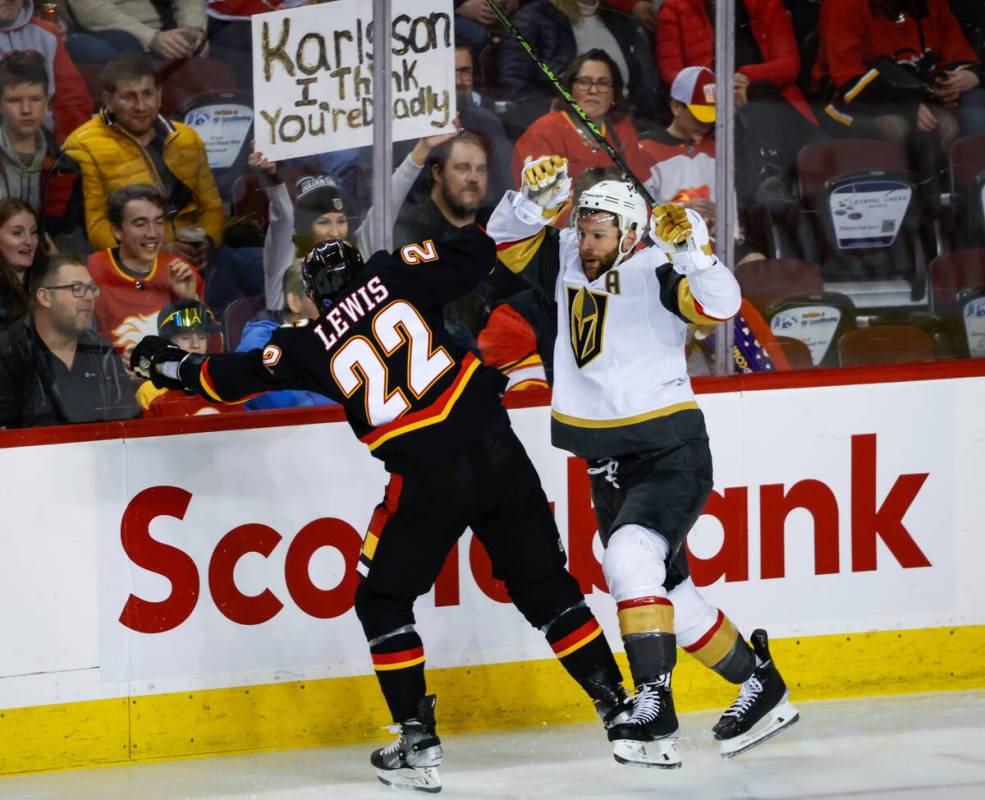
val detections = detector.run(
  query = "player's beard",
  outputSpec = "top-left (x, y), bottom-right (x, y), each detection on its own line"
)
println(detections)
top-left (580, 246), bottom-right (619, 280)
top-left (441, 183), bottom-right (481, 220)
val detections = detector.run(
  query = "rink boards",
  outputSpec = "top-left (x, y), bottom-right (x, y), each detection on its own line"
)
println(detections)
top-left (1, 363), bottom-right (984, 775)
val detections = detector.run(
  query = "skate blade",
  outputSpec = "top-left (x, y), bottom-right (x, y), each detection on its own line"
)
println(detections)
top-left (376, 766), bottom-right (442, 793)
top-left (719, 699), bottom-right (799, 759)
top-left (612, 737), bottom-right (682, 769)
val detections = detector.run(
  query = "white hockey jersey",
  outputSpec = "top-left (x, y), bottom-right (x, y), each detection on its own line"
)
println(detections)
top-left (487, 191), bottom-right (741, 459)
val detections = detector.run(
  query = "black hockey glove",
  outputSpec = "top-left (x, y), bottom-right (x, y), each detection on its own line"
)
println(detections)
top-left (131, 335), bottom-right (188, 391)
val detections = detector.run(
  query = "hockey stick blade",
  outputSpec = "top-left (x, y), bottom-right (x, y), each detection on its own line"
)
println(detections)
top-left (483, 0), bottom-right (655, 205)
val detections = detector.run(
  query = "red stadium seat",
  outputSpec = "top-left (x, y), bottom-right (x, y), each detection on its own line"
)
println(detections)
top-left (837, 325), bottom-right (936, 367)
top-left (223, 294), bottom-right (266, 353)
top-left (949, 134), bottom-right (985, 247)
top-left (735, 258), bottom-right (824, 314)
top-left (160, 58), bottom-right (236, 116)
top-left (771, 336), bottom-right (814, 370)
top-left (929, 249), bottom-right (985, 313)
top-left (795, 139), bottom-right (927, 301)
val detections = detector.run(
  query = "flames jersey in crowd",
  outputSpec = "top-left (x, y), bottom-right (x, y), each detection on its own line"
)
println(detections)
top-left (182, 227), bottom-right (510, 469)
top-left (640, 131), bottom-right (716, 205)
top-left (487, 191), bottom-right (740, 460)
top-left (136, 383), bottom-right (228, 418)
top-left (87, 249), bottom-right (203, 356)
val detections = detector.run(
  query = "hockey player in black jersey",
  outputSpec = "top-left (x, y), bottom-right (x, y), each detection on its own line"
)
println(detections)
top-left (487, 157), bottom-right (799, 767)
top-left (131, 229), bottom-right (630, 793)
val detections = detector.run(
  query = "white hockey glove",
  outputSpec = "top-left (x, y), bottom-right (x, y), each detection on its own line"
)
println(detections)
top-left (520, 155), bottom-right (572, 218)
top-left (650, 203), bottom-right (716, 274)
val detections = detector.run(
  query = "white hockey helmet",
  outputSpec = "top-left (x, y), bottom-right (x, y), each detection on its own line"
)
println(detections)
top-left (574, 179), bottom-right (649, 268)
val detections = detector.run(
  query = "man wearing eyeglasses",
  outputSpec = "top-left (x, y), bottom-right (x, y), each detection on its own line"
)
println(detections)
top-left (0, 255), bottom-right (139, 428)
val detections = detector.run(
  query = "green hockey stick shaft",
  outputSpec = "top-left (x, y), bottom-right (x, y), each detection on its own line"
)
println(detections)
top-left (483, 0), bottom-right (655, 205)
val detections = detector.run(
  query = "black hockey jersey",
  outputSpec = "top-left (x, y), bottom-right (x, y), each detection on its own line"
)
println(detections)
top-left (186, 227), bottom-right (510, 469)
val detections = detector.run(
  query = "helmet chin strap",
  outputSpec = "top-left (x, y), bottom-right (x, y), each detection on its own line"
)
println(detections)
top-left (611, 224), bottom-right (638, 268)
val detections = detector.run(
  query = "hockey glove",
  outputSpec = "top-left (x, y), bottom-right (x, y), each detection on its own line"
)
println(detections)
top-left (520, 155), bottom-right (572, 218)
top-left (131, 335), bottom-right (188, 391)
top-left (651, 203), bottom-right (716, 274)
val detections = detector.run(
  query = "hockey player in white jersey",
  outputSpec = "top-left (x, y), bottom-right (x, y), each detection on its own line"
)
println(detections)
top-left (487, 156), bottom-right (799, 768)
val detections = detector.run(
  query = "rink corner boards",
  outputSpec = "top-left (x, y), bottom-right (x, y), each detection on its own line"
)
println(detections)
top-left (2, 624), bottom-right (985, 777)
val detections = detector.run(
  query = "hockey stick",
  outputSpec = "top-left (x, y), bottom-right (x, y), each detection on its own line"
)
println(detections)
top-left (483, 0), bottom-right (655, 205)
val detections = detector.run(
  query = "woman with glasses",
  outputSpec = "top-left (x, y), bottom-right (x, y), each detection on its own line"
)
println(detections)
top-left (498, 0), bottom-right (658, 129)
top-left (0, 198), bottom-right (39, 332)
top-left (512, 50), bottom-right (652, 211)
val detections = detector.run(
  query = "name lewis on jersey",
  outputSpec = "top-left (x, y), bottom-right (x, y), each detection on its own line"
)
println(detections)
top-left (315, 276), bottom-right (390, 349)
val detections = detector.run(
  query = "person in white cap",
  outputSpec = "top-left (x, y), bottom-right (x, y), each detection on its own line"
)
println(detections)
top-left (642, 66), bottom-right (763, 264)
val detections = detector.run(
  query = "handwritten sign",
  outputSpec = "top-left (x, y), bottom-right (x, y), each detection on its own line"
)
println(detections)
top-left (252, 0), bottom-right (456, 161)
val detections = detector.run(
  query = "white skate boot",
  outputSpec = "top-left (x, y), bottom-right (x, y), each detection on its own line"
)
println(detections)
top-left (370, 695), bottom-right (443, 792)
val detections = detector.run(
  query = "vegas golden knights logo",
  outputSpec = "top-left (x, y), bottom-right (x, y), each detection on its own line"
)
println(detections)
top-left (568, 287), bottom-right (608, 368)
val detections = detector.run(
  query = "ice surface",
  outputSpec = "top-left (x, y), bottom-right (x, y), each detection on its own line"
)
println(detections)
top-left (1, 691), bottom-right (983, 799)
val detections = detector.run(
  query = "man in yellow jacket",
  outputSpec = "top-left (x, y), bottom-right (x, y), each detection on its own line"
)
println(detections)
top-left (61, 51), bottom-right (223, 269)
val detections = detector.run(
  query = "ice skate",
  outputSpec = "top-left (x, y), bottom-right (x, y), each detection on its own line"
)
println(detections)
top-left (594, 684), bottom-right (633, 729)
top-left (370, 695), bottom-right (443, 793)
top-left (608, 674), bottom-right (682, 769)
top-left (714, 629), bottom-right (799, 758)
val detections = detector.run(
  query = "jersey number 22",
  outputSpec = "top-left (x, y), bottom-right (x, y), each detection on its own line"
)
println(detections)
top-left (322, 300), bottom-right (453, 426)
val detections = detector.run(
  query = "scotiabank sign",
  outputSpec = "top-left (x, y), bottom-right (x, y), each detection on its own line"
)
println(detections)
top-left (99, 384), bottom-right (950, 682)
top-left (117, 433), bottom-right (930, 637)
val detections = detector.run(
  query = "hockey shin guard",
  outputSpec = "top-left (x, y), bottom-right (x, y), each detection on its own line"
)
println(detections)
top-left (683, 611), bottom-right (756, 684)
top-left (618, 596), bottom-right (677, 684)
top-left (543, 602), bottom-right (623, 701)
top-left (369, 625), bottom-right (428, 723)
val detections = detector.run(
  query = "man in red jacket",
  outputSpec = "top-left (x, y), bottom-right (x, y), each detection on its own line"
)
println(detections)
top-left (813, 0), bottom-right (984, 195)
top-left (0, 0), bottom-right (92, 146)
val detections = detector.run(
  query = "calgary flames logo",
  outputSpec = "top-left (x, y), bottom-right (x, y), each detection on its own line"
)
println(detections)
top-left (568, 286), bottom-right (608, 368)
top-left (112, 313), bottom-right (159, 352)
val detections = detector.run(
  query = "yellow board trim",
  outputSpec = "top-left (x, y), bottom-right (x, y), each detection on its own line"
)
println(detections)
top-left (552, 400), bottom-right (699, 429)
top-left (2, 625), bottom-right (984, 776)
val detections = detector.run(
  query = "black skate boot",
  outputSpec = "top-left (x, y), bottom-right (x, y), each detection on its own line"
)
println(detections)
top-left (370, 695), bottom-right (443, 792)
top-left (607, 674), bottom-right (681, 769)
top-left (713, 629), bottom-right (799, 758)
top-left (581, 667), bottom-right (632, 730)
top-left (593, 681), bottom-right (633, 730)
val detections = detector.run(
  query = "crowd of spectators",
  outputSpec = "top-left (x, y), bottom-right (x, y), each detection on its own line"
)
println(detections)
top-left (0, 0), bottom-right (983, 430)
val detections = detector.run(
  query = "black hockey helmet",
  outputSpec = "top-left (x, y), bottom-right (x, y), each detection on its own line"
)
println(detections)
top-left (301, 239), bottom-right (365, 311)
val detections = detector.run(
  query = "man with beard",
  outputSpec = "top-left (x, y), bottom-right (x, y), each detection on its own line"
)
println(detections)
top-left (453, 44), bottom-right (513, 199)
top-left (394, 131), bottom-right (514, 352)
top-left (61, 51), bottom-right (224, 264)
top-left (393, 131), bottom-right (490, 248)
top-left (0, 255), bottom-right (138, 428)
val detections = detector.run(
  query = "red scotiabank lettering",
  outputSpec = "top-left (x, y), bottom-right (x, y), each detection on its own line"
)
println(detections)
top-left (119, 487), bottom-right (362, 633)
top-left (118, 433), bottom-right (931, 631)
top-left (119, 486), bottom-right (199, 634)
